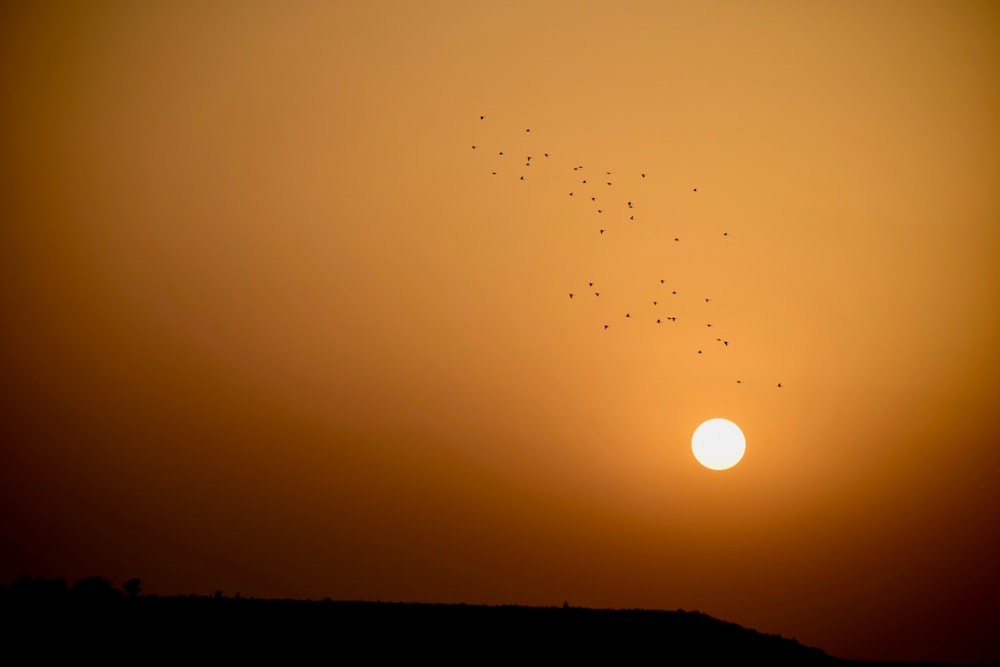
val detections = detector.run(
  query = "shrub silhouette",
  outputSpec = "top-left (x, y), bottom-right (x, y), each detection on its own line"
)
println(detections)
top-left (71, 576), bottom-right (120, 601)
top-left (3, 575), bottom-right (68, 604)
top-left (122, 578), bottom-right (142, 597)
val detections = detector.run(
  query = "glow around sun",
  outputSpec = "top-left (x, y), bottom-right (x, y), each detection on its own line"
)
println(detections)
top-left (691, 418), bottom-right (746, 470)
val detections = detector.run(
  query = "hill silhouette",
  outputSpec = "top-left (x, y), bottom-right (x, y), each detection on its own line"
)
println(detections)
top-left (0, 576), bottom-right (984, 665)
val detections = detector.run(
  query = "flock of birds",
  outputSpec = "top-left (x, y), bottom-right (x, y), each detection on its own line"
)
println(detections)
top-left (470, 116), bottom-right (783, 389)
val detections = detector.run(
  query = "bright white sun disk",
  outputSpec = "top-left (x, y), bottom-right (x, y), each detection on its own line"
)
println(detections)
top-left (691, 418), bottom-right (746, 470)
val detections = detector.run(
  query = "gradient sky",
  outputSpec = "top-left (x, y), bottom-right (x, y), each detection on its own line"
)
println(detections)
top-left (2, 2), bottom-right (998, 663)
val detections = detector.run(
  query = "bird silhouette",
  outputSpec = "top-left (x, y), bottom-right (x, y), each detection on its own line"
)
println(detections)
top-left (692, 187), bottom-right (697, 192)
top-left (569, 294), bottom-right (574, 298)
top-left (777, 383), bottom-right (783, 388)
top-left (625, 313), bottom-right (630, 318)
top-left (604, 324), bottom-right (609, 330)
top-left (641, 173), bottom-right (646, 178)
top-left (479, 115), bottom-right (484, 119)
top-left (599, 229), bottom-right (605, 234)
top-left (595, 292), bottom-right (600, 297)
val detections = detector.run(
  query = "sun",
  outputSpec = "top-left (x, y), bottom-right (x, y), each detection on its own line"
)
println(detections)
top-left (691, 418), bottom-right (746, 470)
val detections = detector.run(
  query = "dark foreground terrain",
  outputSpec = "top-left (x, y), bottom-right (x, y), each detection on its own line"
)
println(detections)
top-left (1, 576), bottom-right (984, 665)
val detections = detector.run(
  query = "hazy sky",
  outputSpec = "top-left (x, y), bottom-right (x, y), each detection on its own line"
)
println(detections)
top-left (2, 2), bottom-right (998, 663)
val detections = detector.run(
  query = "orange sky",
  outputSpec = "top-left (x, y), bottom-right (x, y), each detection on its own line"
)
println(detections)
top-left (2, 1), bottom-right (998, 663)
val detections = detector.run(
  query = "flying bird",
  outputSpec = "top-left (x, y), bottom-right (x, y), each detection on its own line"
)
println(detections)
top-left (693, 188), bottom-right (697, 192)
top-left (479, 115), bottom-right (484, 119)
top-left (569, 294), bottom-right (574, 298)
